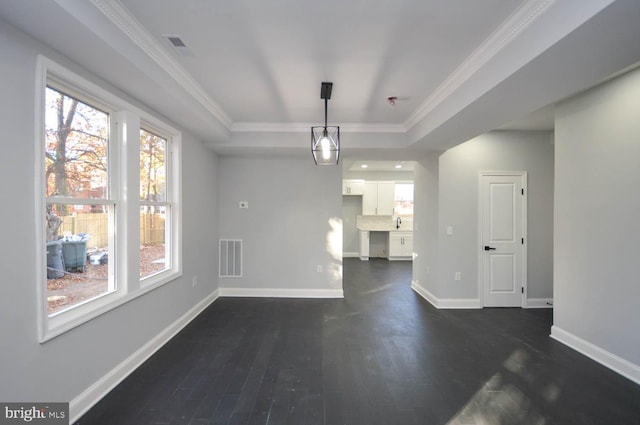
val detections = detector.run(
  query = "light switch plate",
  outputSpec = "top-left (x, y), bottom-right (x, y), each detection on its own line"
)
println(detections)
top-left (239, 201), bottom-right (248, 209)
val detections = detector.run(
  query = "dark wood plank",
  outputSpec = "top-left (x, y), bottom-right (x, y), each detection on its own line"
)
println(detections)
top-left (76, 259), bottom-right (640, 425)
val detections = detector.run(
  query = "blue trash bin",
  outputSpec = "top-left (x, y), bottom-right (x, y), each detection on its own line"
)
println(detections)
top-left (46, 240), bottom-right (65, 279)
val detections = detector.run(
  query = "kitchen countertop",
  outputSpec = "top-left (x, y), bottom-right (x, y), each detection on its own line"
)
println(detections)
top-left (356, 214), bottom-right (413, 231)
top-left (357, 225), bottom-right (412, 231)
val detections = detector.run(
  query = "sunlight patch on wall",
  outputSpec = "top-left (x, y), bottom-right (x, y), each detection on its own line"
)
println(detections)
top-left (326, 217), bottom-right (343, 286)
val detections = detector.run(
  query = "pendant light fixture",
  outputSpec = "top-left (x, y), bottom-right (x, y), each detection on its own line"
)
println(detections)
top-left (311, 82), bottom-right (340, 165)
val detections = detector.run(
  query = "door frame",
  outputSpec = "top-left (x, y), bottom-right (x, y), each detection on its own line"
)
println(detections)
top-left (478, 171), bottom-right (528, 308)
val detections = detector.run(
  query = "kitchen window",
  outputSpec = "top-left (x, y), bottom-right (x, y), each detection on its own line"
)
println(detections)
top-left (37, 57), bottom-right (182, 341)
top-left (394, 183), bottom-right (414, 217)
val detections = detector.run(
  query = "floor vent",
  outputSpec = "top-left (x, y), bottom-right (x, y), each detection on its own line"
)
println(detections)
top-left (219, 239), bottom-right (243, 277)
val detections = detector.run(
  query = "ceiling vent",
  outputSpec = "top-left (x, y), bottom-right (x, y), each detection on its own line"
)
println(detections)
top-left (163, 34), bottom-right (193, 56)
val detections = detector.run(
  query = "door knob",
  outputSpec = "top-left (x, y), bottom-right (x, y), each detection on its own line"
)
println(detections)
top-left (484, 246), bottom-right (496, 251)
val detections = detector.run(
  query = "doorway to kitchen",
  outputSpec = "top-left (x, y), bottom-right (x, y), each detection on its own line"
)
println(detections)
top-left (341, 160), bottom-right (415, 274)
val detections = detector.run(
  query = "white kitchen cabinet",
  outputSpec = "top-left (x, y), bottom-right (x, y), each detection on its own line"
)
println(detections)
top-left (362, 182), bottom-right (377, 214)
top-left (377, 181), bottom-right (395, 215)
top-left (342, 179), bottom-right (364, 195)
top-left (389, 231), bottom-right (413, 260)
top-left (362, 181), bottom-right (394, 215)
top-left (359, 230), bottom-right (370, 260)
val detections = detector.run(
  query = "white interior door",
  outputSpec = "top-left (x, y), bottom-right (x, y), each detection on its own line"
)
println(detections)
top-left (481, 173), bottom-right (526, 307)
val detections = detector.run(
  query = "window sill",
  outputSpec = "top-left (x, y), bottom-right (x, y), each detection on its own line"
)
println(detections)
top-left (40, 269), bottom-right (182, 343)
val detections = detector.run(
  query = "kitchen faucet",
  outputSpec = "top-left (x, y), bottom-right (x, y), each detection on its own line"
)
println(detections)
top-left (396, 216), bottom-right (402, 229)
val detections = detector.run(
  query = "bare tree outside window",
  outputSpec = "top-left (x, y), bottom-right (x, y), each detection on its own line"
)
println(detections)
top-left (45, 88), bottom-right (108, 204)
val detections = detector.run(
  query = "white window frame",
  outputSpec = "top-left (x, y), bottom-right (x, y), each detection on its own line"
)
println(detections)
top-left (35, 56), bottom-right (182, 342)
top-left (138, 123), bottom-right (180, 287)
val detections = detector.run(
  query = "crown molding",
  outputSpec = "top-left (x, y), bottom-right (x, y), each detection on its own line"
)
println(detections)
top-left (231, 122), bottom-right (407, 133)
top-left (89, 0), bottom-right (233, 129)
top-left (404, 0), bottom-right (556, 130)
top-left (230, 122), bottom-right (310, 133)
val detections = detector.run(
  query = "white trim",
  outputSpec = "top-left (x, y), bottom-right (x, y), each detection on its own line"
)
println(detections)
top-left (411, 280), bottom-right (438, 308)
top-left (230, 122), bottom-right (407, 134)
top-left (526, 298), bottom-right (553, 308)
top-left (35, 55), bottom-right (47, 342)
top-left (436, 298), bottom-right (482, 309)
top-left (550, 325), bottom-right (640, 385)
top-left (342, 252), bottom-right (360, 258)
top-left (404, 0), bottom-right (556, 129)
top-left (478, 171), bottom-right (528, 308)
top-left (69, 289), bottom-right (219, 423)
top-left (411, 280), bottom-right (481, 309)
top-left (218, 287), bottom-right (344, 299)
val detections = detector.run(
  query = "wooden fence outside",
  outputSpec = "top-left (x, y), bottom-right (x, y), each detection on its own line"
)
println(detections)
top-left (59, 213), bottom-right (165, 249)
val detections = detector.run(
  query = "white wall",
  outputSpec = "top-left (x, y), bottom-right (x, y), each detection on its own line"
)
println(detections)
top-left (412, 154), bottom-right (440, 297)
top-left (0, 19), bottom-right (219, 412)
top-left (436, 131), bottom-right (554, 303)
top-left (342, 195), bottom-right (362, 256)
top-left (553, 66), bottom-right (640, 381)
top-left (217, 157), bottom-right (343, 297)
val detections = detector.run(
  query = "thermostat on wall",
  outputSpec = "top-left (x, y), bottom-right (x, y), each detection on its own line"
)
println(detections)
top-left (239, 201), bottom-right (248, 209)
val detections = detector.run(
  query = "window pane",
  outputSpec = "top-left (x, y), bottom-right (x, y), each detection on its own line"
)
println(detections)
top-left (45, 87), bottom-right (108, 199)
top-left (140, 205), bottom-right (169, 279)
top-left (394, 183), bottom-right (414, 217)
top-left (140, 129), bottom-right (167, 202)
top-left (46, 203), bottom-right (114, 315)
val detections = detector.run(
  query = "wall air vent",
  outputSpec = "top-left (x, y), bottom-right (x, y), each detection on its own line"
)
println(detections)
top-left (219, 239), bottom-right (243, 278)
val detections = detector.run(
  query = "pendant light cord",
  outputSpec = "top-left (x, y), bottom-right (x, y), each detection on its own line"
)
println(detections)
top-left (323, 97), bottom-right (329, 136)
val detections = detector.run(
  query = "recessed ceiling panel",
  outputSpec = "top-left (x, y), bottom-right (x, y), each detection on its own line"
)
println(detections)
top-left (120, 0), bottom-right (523, 123)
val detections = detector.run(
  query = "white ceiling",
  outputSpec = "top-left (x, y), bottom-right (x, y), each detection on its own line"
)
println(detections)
top-left (120, 0), bottom-right (523, 124)
top-left (1, 0), bottom-right (639, 159)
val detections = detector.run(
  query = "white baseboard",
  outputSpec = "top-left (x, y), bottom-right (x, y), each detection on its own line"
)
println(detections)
top-left (411, 280), bottom-right (481, 309)
top-left (551, 325), bottom-right (640, 385)
top-left (343, 252), bottom-right (359, 258)
top-left (219, 287), bottom-right (344, 298)
top-left (69, 289), bottom-right (220, 423)
top-left (411, 280), bottom-right (438, 308)
top-left (437, 297), bottom-right (482, 309)
top-left (526, 298), bottom-right (553, 308)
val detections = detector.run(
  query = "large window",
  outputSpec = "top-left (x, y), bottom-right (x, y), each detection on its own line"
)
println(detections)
top-left (38, 57), bottom-right (181, 341)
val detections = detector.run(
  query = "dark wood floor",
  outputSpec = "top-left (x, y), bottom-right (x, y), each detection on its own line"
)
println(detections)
top-left (76, 258), bottom-right (640, 425)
